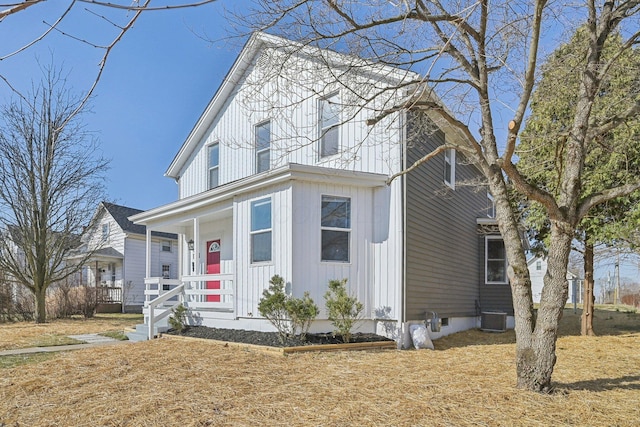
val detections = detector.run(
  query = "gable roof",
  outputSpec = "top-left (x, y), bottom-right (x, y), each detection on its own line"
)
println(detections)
top-left (164, 31), bottom-right (420, 179)
top-left (100, 202), bottom-right (177, 240)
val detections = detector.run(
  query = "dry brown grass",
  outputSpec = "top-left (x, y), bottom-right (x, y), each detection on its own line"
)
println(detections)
top-left (0, 313), bottom-right (142, 351)
top-left (1, 308), bottom-right (639, 426)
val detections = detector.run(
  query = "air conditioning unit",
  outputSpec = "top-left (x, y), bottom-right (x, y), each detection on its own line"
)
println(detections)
top-left (481, 311), bottom-right (507, 332)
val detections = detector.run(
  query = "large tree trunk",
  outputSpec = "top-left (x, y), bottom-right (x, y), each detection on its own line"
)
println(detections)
top-left (34, 286), bottom-right (47, 324)
top-left (581, 240), bottom-right (596, 336)
top-left (515, 222), bottom-right (571, 391)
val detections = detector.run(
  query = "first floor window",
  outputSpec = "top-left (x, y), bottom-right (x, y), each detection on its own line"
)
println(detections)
top-left (161, 240), bottom-right (172, 252)
top-left (162, 264), bottom-right (171, 279)
top-left (321, 195), bottom-right (350, 262)
top-left (251, 198), bottom-right (272, 263)
top-left (486, 237), bottom-right (507, 284)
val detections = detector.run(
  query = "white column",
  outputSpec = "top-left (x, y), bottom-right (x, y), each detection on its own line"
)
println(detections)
top-left (145, 228), bottom-right (152, 278)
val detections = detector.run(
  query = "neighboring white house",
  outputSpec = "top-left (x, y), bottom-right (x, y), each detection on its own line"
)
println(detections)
top-left (70, 202), bottom-right (179, 313)
top-left (130, 32), bottom-right (511, 344)
top-left (527, 255), bottom-right (583, 305)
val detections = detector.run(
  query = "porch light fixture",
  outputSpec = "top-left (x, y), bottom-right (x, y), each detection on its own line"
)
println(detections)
top-left (187, 239), bottom-right (194, 251)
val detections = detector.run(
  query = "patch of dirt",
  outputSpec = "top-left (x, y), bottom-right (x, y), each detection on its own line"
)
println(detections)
top-left (166, 326), bottom-right (393, 348)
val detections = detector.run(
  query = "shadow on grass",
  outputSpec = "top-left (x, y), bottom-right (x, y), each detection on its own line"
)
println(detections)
top-left (556, 375), bottom-right (640, 392)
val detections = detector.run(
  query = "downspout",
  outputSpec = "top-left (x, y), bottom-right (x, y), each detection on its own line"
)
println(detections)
top-left (398, 110), bottom-right (407, 349)
top-left (121, 235), bottom-right (126, 313)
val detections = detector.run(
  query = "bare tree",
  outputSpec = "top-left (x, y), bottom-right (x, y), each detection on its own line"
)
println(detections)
top-left (234, 0), bottom-right (640, 391)
top-left (0, 66), bottom-right (109, 323)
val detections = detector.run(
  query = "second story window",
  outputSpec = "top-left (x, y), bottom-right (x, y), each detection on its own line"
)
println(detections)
top-left (102, 223), bottom-right (109, 241)
top-left (208, 143), bottom-right (219, 190)
top-left (319, 93), bottom-right (340, 157)
top-left (444, 148), bottom-right (456, 189)
top-left (256, 121), bottom-right (270, 173)
top-left (487, 192), bottom-right (495, 218)
top-left (161, 241), bottom-right (172, 252)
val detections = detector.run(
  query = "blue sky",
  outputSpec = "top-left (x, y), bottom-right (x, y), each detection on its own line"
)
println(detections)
top-left (0, 1), bottom-right (247, 210)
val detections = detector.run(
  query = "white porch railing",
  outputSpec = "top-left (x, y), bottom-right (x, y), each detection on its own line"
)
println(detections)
top-left (144, 274), bottom-right (234, 340)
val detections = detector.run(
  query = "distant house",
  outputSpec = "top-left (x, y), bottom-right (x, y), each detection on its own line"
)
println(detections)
top-left (527, 255), bottom-right (583, 304)
top-left (70, 202), bottom-right (178, 313)
top-left (129, 32), bottom-right (511, 344)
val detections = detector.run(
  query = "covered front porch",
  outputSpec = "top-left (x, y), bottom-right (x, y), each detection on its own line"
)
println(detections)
top-left (134, 195), bottom-right (237, 339)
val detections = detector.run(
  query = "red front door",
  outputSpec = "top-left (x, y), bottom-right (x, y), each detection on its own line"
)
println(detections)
top-left (206, 239), bottom-right (221, 302)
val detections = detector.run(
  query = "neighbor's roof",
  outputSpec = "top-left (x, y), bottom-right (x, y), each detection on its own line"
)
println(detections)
top-left (101, 202), bottom-right (177, 240)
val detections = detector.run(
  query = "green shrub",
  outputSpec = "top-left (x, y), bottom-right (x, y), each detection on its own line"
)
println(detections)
top-left (168, 303), bottom-right (189, 333)
top-left (258, 275), bottom-right (292, 343)
top-left (287, 291), bottom-right (319, 341)
top-left (258, 275), bottom-right (319, 344)
top-left (324, 279), bottom-right (363, 343)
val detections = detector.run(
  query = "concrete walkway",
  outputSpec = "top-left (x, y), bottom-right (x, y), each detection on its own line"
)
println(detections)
top-left (0, 334), bottom-right (131, 356)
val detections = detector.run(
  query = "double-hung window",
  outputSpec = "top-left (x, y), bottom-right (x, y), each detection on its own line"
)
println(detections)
top-left (321, 195), bottom-right (350, 262)
top-left (444, 148), bottom-right (456, 189)
top-left (161, 240), bottom-right (172, 252)
top-left (102, 224), bottom-right (109, 241)
top-left (256, 121), bottom-right (271, 173)
top-left (485, 237), bottom-right (508, 284)
top-left (208, 143), bottom-right (219, 189)
top-left (162, 264), bottom-right (171, 279)
top-left (251, 198), bottom-right (272, 263)
top-left (319, 93), bottom-right (340, 157)
top-left (487, 192), bottom-right (495, 218)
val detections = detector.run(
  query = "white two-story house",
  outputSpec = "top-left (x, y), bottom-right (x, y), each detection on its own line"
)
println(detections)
top-left (71, 202), bottom-right (179, 313)
top-left (130, 32), bottom-right (511, 344)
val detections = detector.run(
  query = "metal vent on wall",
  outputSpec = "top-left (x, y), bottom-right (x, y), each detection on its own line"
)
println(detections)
top-left (481, 311), bottom-right (507, 332)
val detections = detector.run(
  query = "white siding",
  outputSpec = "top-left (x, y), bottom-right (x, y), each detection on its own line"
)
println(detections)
top-left (290, 180), bottom-right (400, 321)
top-left (123, 237), bottom-right (147, 306)
top-left (234, 183), bottom-right (292, 318)
top-left (177, 46), bottom-right (404, 199)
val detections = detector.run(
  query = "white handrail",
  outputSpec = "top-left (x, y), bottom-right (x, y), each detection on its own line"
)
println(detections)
top-left (148, 283), bottom-right (185, 340)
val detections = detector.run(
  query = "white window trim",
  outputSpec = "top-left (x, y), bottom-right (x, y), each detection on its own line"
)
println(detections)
top-left (320, 195), bottom-right (351, 263)
top-left (208, 142), bottom-right (220, 190)
top-left (255, 120), bottom-right (271, 173)
top-left (485, 236), bottom-right (508, 284)
top-left (101, 223), bottom-right (109, 241)
top-left (318, 92), bottom-right (341, 159)
top-left (161, 240), bottom-right (172, 252)
top-left (444, 148), bottom-right (456, 189)
top-left (250, 197), bottom-right (272, 264)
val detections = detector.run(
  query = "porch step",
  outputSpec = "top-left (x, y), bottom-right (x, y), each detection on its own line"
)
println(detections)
top-left (125, 323), bottom-right (170, 342)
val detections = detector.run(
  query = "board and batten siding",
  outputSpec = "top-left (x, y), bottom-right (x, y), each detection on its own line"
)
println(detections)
top-left (404, 116), bottom-right (486, 321)
top-left (290, 180), bottom-right (400, 321)
top-left (176, 46), bottom-right (404, 200)
top-left (234, 183), bottom-right (293, 319)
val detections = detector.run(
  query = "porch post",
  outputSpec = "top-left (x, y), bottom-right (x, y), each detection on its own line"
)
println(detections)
top-left (145, 228), bottom-right (152, 278)
top-left (193, 217), bottom-right (200, 274)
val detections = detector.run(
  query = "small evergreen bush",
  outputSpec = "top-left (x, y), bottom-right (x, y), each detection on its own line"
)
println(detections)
top-left (324, 278), bottom-right (363, 343)
top-left (168, 303), bottom-right (189, 333)
top-left (258, 275), bottom-right (319, 343)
